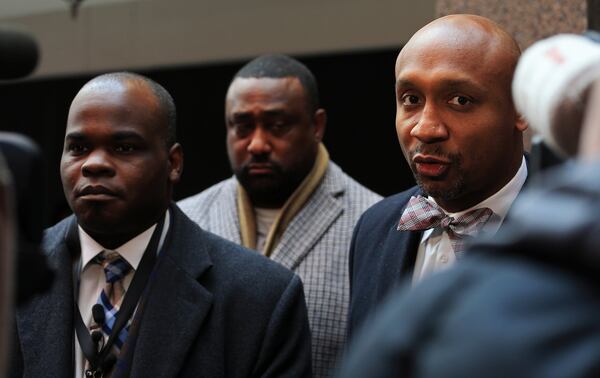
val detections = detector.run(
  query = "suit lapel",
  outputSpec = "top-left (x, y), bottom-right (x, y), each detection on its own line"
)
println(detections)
top-left (127, 207), bottom-right (213, 378)
top-left (213, 178), bottom-right (242, 244)
top-left (17, 232), bottom-right (74, 377)
top-left (394, 188), bottom-right (425, 283)
top-left (270, 168), bottom-right (344, 270)
top-left (397, 229), bottom-right (423, 281)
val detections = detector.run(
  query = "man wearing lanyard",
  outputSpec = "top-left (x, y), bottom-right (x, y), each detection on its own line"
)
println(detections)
top-left (10, 72), bottom-right (312, 377)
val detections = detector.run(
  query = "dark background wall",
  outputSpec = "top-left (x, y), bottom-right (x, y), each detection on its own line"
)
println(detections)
top-left (0, 47), bottom-right (414, 226)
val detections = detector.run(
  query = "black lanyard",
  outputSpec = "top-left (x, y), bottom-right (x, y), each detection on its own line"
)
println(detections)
top-left (68, 213), bottom-right (167, 377)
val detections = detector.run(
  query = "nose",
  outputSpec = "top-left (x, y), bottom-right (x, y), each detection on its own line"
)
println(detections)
top-left (247, 127), bottom-right (272, 155)
top-left (410, 102), bottom-right (449, 143)
top-left (81, 149), bottom-right (115, 177)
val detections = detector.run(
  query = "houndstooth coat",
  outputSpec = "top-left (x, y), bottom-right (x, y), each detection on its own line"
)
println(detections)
top-left (178, 162), bottom-right (381, 377)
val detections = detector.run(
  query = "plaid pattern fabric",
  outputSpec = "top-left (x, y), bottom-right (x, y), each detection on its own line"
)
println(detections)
top-left (178, 162), bottom-right (382, 377)
top-left (397, 195), bottom-right (494, 257)
top-left (92, 250), bottom-right (132, 350)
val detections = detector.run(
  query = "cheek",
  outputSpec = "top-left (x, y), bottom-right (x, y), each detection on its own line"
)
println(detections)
top-left (124, 163), bottom-right (168, 199)
top-left (453, 122), bottom-right (503, 174)
top-left (226, 136), bottom-right (247, 161)
top-left (395, 118), bottom-right (414, 153)
top-left (60, 160), bottom-right (79, 191)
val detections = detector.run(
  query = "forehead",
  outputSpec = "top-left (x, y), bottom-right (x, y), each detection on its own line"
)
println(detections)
top-left (395, 25), bottom-right (512, 92)
top-left (66, 80), bottom-right (163, 134)
top-left (226, 77), bottom-right (307, 112)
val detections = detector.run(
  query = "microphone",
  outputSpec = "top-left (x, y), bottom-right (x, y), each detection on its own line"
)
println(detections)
top-left (91, 331), bottom-right (103, 344)
top-left (91, 304), bottom-right (106, 352)
top-left (512, 34), bottom-right (600, 157)
top-left (0, 28), bottom-right (39, 80)
top-left (92, 304), bottom-right (105, 326)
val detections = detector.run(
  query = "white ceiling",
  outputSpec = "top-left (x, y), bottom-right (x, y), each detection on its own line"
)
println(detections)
top-left (0, 0), bottom-right (135, 20)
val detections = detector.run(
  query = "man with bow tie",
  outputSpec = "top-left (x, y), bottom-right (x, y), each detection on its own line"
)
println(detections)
top-left (348, 14), bottom-right (528, 336)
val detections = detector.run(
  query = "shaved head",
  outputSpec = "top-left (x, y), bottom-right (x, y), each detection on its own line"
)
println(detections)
top-left (75, 72), bottom-right (177, 148)
top-left (394, 14), bottom-right (526, 212)
top-left (396, 14), bottom-right (520, 97)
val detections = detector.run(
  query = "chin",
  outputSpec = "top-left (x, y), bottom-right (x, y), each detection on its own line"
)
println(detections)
top-left (75, 205), bottom-right (120, 229)
top-left (417, 177), bottom-right (465, 203)
top-left (77, 217), bottom-right (118, 236)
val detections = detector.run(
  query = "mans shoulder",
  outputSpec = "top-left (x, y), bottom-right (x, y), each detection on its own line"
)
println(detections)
top-left (191, 228), bottom-right (312, 377)
top-left (177, 177), bottom-right (236, 214)
top-left (207, 229), bottom-right (296, 283)
top-left (327, 161), bottom-right (383, 205)
top-left (41, 215), bottom-right (74, 254)
top-left (356, 186), bottom-right (420, 231)
top-left (173, 207), bottom-right (298, 291)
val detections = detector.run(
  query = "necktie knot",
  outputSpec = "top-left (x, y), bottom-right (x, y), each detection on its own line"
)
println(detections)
top-left (94, 250), bottom-right (132, 284)
top-left (439, 216), bottom-right (454, 229)
top-left (397, 195), bottom-right (494, 255)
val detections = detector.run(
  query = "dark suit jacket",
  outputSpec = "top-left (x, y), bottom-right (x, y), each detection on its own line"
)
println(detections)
top-left (348, 186), bottom-right (422, 336)
top-left (10, 205), bottom-right (312, 377)
top-left (348, 164), bottom-right (530, 335)
top-left (339, 162), bottom-right (600, 378)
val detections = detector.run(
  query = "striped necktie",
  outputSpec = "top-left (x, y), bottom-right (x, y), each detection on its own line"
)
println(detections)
top-left (90, 250), bottom-right (133, 351)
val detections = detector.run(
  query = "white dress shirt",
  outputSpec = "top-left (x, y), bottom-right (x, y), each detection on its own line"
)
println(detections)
top-left (74, 211), bottom-right (170, 378)
top-left (412, 157), bottom-right (528, 283)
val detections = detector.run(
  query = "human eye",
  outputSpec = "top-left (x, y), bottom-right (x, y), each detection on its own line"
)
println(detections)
top-left (400, 93), bottom-right (422, 107)
top-left (448, 95), bottom-right (474, 108)
top-left (66, 142), bottom-right (89, 155)
top-left (268, 120), bottom-right (291, 136)
top-left (114, 143), bottom-right (136, 153)
top-left (228, 120), bottom-right (253, 138)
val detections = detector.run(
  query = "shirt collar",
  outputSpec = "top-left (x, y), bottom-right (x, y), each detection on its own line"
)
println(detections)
top-left (78, 210), bottom-right (170, 272)
top-left (427, 156), bottom-right (528, 233)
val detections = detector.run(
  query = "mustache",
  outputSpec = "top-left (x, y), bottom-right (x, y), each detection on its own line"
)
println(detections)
top-left (75, 184), bottom-right (119, 197)
top-left (240, 157), bottom-right (283, 174)
top-left (409, 145), bottom-right (461, 164)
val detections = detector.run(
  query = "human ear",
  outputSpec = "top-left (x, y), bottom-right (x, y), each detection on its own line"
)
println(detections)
top-left (168, 143), bottom-right (183, 183)
top-left (313, 109), bottom-right (327, 142)
top-left (515, 113), bottom-right (528, 132)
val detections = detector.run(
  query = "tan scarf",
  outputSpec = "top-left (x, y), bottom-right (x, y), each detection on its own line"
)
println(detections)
top-left (237, 143), bottom-right (330, 256)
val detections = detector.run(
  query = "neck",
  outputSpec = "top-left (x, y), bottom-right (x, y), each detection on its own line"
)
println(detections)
top-left (80, 207), bottom-right (168, 249)
top-left (88, 231), bottom-right (136, 250)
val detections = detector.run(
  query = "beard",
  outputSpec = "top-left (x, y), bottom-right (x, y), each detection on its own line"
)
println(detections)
top-left (408, 145), bottom-right (466, 203)
top-left (234, 157), bottom-right (308, 208)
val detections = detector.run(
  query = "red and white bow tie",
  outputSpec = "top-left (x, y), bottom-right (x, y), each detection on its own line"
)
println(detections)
top-left (397, 195), bottom-right (494, 256)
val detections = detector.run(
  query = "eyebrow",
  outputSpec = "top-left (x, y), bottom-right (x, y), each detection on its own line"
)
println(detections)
top-left (64, 131), bottom-right (86, 141)
top-left (395, 79), bottom-right (415, 90)
top-left (64, 130), bottom-right (145, 141)
top-left (230, 109), bottom-right (287, 119)
top-left (440, 79), bottom-right (485, 93)
top-left (112, 131), bottom-right (145, 141)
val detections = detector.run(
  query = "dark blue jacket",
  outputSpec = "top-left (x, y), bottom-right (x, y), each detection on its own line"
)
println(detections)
top-left (341, 162), bottom-right (600, 378)
top-left (348, 186), bottom-right (422, 336)
top-left (11, 204), bottom-right (312, 378)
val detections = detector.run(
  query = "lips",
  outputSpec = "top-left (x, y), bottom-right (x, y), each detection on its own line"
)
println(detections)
top-left (412, 154), bottom-right (451, 177)
top-left (76, 185), bottom-right (118, 200)
top-left (246, 163), bottom-right (276, 175)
